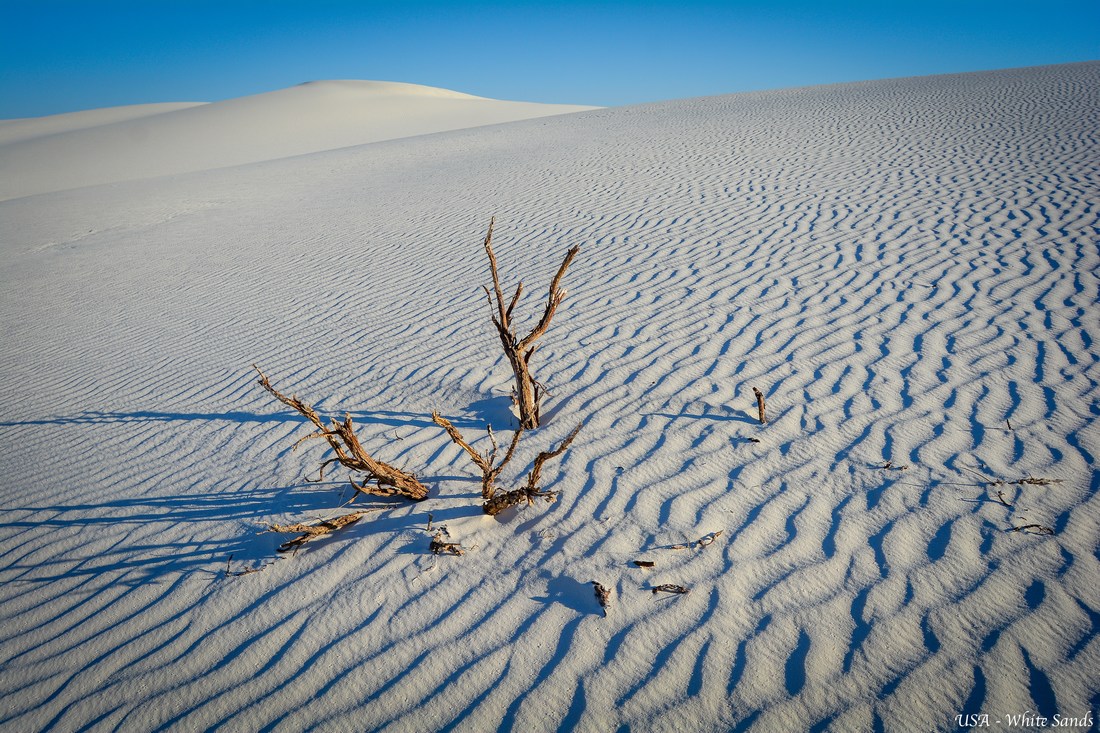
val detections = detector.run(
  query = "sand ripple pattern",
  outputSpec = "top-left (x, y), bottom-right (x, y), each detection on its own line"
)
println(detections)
top-left (1, 63), bottom-right (1098, 730)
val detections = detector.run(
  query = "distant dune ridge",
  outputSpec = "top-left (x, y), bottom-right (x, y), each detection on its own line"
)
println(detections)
top-left (0, 63), bottom-right (1097, 731)
top-left (0, 80), bottom-right (597, 200)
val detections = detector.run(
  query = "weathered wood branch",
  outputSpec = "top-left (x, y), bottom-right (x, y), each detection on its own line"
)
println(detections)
top-left (432, 411), bottom-right (522, 501)
top-left (254, 365), bottom-right (428, 501)
top-left (480, 218), bottom-right (579, 430)
top-left (268, 511), bottom-right (368, 553)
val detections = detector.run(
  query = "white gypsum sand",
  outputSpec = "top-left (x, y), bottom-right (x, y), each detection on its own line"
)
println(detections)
top-left (0, 80), bottom-right (597, 201)
top-left (0, 63), bottom-right (1097, 731)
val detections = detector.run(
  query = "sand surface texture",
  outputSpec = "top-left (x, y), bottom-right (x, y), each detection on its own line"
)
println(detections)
top-left (0, 63), bottom-right (1097, 731)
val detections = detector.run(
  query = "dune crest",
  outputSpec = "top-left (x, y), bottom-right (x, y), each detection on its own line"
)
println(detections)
top-left (0, 80), bottom-right (596, 200)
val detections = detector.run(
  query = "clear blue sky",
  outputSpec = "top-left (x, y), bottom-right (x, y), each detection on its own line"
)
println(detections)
top-left (2, 0), bottom-right (1098, 118)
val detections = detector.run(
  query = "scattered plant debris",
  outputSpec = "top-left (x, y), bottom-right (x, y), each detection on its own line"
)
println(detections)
top-left (224, 554), bottom-right (268, 577)
top-left (633, 560), bottom-right (655, 568)
top-left (592, 581), bottom-right (612, 616)
top-left (430, 527), bottom-right (465, 556)
top-left (881, 461), bottom-right (909, 471)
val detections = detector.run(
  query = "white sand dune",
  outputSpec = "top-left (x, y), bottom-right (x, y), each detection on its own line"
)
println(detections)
top-left (0, 80), bottom-right (596, 200)
top-left (0, 63), bottom-right (1098, 731)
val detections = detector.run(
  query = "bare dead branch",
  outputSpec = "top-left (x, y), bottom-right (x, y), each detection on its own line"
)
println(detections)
top-left (268, 511), bottom-right (368, 553)
top-left (254, 366), bottom-right (428, 501)
top-left (481, 420), bottom-right (584, 516)
top-left (432, 411), bottom-right (523, 501)
top-left (525, 420), bottom-right (583, 493)
top-left (479, 219), bottom-right (579, 429)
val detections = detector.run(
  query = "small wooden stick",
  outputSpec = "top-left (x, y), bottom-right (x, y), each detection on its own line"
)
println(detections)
top-left (652, 584), bottom-right (690, 596)
top-left (752, 387), bottom-right (767, 424)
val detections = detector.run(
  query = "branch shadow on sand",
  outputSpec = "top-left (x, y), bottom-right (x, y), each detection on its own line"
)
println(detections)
top-left (0, 405), bottom-right (510, 432)
top-left (643, 403), bottom-right (761, 426)
top-left (0, 479), bottom-right (487, 586)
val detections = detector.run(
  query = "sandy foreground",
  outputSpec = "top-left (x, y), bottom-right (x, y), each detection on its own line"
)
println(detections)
top-left (0, 63), bottom-right (1097, 731)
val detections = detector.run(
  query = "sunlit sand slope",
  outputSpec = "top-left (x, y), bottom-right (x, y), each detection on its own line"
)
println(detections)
top-left (0, 62), bottom-right (1097, 731)
top-left (0, 80), bottom-right (596, 200)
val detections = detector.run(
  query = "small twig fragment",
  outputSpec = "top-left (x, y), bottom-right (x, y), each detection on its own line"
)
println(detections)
top-left (633, 560), bottom-right (655, 568)
top-left (697, 530), bottom-right (723, 548)
top-left (993, 490), bottom-right (1013, 508)
top-left (652, 584), bottom-right (690, 596)
top-left (1013, 476), bottom-right (1061, 486)
top-left (1010, 523), bottom-right (1055, 535)
top-left (752, 387), bottom-right (767, 425)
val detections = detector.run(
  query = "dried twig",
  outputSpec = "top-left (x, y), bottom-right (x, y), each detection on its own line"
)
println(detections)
top-left (1010, 523), bottom-right (1055, 535)
top-left (480, 218), bottom-right (579, 429)
top-left (752, 387), bottom-right (767, 424)
top-left (993, 490), bottom-right (1014, 508)
top-left (957, 463), bottom-right (1060, 488)
top-left (666, 530), bottom-right (723, 551)
top-left (268, 511), bottom-right (367, 553)
top-left (224, 554), bottom-right (267, 577)
top-left (652, 584), bottom-right (690, 596)
top-left (958, 463), bottom-right (1002, 486)
top-left (698, 530), bottom-right (723, 548)
top-left (254, 366), bottom-right (428, 501)
top-left (633, 560), bottom-right (655, 568)
top-left (1013, 476), bottom-right (1061, 486)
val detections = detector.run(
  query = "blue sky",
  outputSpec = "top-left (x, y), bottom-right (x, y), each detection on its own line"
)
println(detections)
top-left (2, 0), bottom-right (1098, 118)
